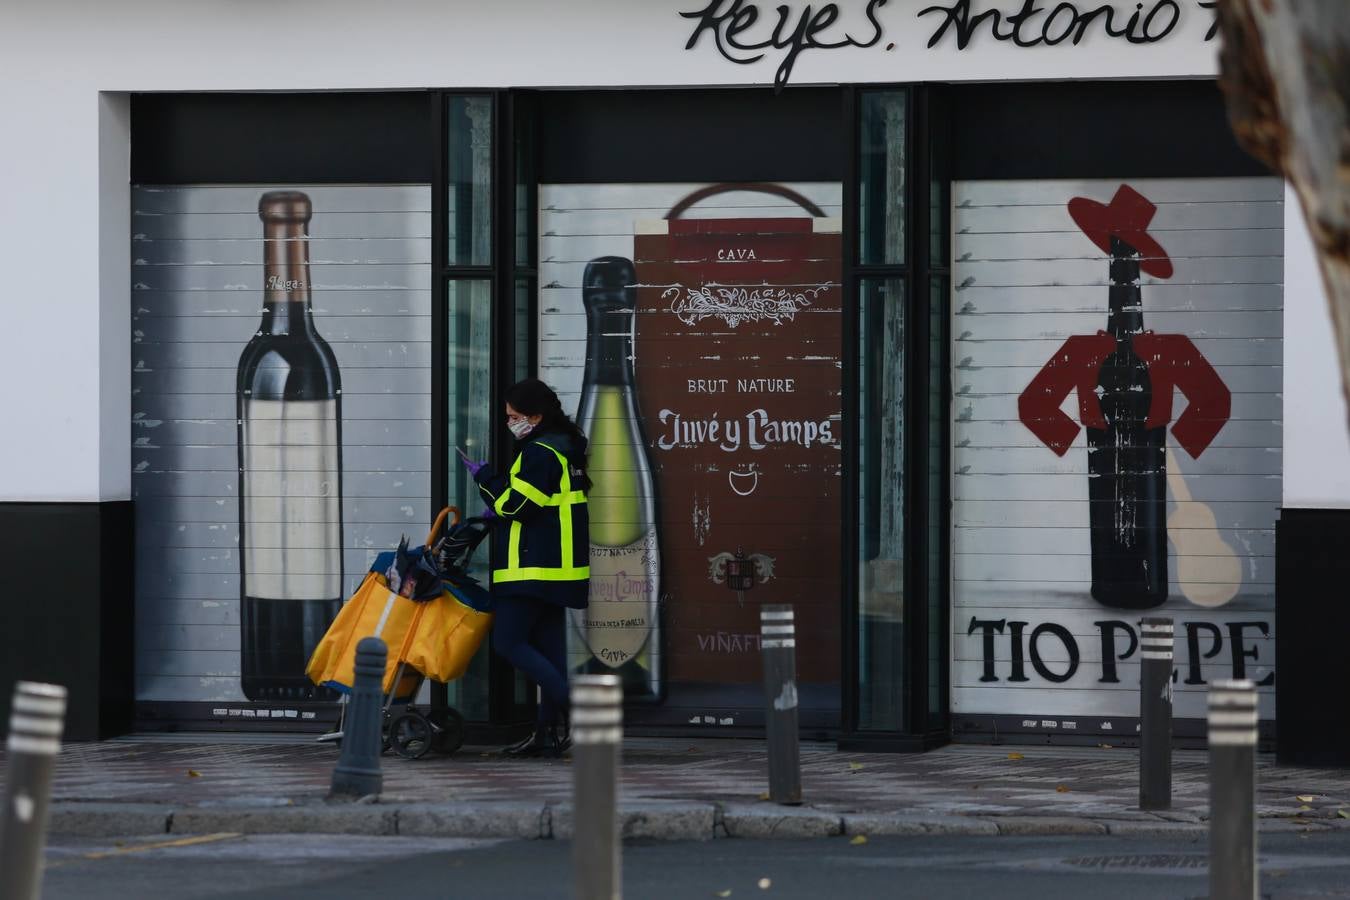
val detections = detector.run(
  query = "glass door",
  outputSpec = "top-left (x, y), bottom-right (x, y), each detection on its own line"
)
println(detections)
top-left (843, 85), bottom-right (951, 749)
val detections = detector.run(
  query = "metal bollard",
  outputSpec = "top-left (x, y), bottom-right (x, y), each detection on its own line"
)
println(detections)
top-left (571, 674), bottom-right (622, 900)
top-left (0, 681), bottom-right (67, 900)
top-left (1208, 679), bottom-right (1259, 900)
top-left (329, 637), bottom-right (386, 800)
top-left (1138, 616), bottom-right (1173, 810)
top-left (760, 604), bottom-right (801, 806)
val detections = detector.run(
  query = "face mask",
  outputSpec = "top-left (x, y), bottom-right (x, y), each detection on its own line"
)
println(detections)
top-left (508, 418), bottom-right (535, 440)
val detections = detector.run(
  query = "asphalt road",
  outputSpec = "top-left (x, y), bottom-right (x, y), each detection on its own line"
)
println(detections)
top-left (37, 831), bottom-right (1350, 899)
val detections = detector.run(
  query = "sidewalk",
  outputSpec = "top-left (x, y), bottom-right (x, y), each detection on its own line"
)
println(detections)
top-left (9, 737), bottom-right (1350, 841)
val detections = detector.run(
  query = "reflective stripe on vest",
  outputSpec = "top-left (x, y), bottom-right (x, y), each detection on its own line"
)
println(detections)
top-left (493, 441), bottom-right (589, 584)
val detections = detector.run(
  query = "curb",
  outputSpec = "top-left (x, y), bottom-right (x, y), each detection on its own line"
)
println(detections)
top-left (43, 801), bottom-right (1340, 841)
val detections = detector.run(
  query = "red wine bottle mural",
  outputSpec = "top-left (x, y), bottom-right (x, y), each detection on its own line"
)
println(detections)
top-left (1018, 185), bottom-right (1232, 610)
top-left (237, 191), bottom-right (344, 701)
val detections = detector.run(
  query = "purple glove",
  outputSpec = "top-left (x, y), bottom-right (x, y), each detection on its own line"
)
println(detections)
top-left (458, 452), bottom-right (488, 478)
top-left (480, 506), bottom-right (496, 520)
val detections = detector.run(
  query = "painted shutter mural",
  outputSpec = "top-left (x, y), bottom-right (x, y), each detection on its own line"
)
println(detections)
top-left (539, 183), bottom-right (844, 728)
top-left (132, 184), bottom-right (431, 724)
top-left (950, 177), bottom-right (1282, 736)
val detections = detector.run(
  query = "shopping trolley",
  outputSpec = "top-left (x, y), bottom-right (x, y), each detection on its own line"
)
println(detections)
top-left (306, 507), bottom-right (493, 759)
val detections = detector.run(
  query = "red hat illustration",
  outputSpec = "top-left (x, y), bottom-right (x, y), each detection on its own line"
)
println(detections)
top-left (1068, 184), bottom-right (1173, 279)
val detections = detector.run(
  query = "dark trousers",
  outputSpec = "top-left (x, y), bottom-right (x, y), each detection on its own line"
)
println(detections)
top-left (492, 595), bottom-right (569, 727)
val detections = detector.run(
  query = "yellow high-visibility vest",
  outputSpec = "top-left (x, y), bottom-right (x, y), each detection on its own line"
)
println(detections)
top-left (490, 440), bottom-right (589, 584)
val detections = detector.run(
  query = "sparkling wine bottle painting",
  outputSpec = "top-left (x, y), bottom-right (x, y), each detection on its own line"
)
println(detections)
top-left (572, 256), bottom-right (663, 699)
top-left (237, 191), bottom-right (344, 701)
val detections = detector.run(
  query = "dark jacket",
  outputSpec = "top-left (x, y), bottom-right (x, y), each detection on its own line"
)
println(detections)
top-left (474, 429), bottom-right (590, 609)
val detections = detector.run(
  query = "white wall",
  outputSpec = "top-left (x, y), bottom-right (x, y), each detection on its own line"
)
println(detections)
top-left (0, 0), bottom-right (1330, 504)
top-left (1282, 184), bottom-right (1350, 506)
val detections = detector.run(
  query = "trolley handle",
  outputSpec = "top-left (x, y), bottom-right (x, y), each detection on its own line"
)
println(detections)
top-left (426, 506), bottom-right (462, 549)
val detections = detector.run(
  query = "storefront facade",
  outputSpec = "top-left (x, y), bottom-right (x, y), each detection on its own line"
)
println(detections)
top-left (2, 1), bottom-right (1347, 756)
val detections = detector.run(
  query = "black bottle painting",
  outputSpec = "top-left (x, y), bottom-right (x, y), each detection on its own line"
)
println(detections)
top-left (1085, 235), bottom-right (1168, 610)
top-left (237, 191), bottom-right (344, 702)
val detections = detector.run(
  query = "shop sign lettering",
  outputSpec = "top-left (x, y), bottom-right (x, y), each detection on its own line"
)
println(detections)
top-left (680, 0), bottom-right (1220, 88)
top-left (656, 407), bottom-right (837, 451)
top-left (966, 616), bottom-right (1275, 686)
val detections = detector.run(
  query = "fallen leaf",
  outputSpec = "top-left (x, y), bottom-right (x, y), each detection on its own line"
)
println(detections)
top-left (1007, 752), bottom-right (1024, 761)
top-left (1055, 785), bottom-right (1070, 793)
top-left (1098, 743), bottom-right (1113, 750)
top-left (757, 878), bottom-right (772, 889)
top-left (850, 835), bottom-right (868, 845)
top-left (1296, 795), bottom-right (1316, 803)
top-left (1298, 805), bottom-right (1312, 812)
top-left (687, 746), bottom-right (700, 753)
top-left (186, 770), bottom-right (201, 778)
top-left (758, 792), bottom-right (770, 801)
top-left (848, 763), bottom-right (864, 772)
top-left (715, 891), bottom-right (732, 898)
top-left (1337, 809), bottom-right (1349, 819)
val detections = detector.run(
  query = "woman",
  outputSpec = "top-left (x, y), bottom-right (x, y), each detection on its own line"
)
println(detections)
top-left (463, 378), bottom-right (591, 758)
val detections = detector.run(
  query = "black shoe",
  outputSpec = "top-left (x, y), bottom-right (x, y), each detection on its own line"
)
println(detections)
top-left (501, 726), bottom-right (565, 759)
top-left (500, 730), bottom-right (543, 758)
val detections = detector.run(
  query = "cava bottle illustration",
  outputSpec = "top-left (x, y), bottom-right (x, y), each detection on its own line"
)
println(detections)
top-left (572, 256), bottom-right (662, 699)
top-left (1086, 236), bottom-right (1168, 609)
top-left (237, 191), bottom-right (344, 701)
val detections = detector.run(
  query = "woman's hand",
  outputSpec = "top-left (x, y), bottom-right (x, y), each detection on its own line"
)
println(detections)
top-left (458, 453), bottom-right (488, 478)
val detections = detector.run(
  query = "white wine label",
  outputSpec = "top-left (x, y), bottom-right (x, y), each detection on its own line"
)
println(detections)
top-left (241, 399), bottom-right (341, 600)
top-left (572, 530), bottom-right (659, 668)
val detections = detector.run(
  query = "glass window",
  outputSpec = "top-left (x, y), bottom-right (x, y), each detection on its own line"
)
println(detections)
top-left (443, 277), bottom-right (493, 719)
top-left (514, 108), bottom-right (536, 268)
top-left (447, 95), bottom-right (493, 267)
top-left (859, 91), bottom-right (907, 266)
top-left (514, 276), bottom-right (533, 382)
top-left (858, 276), bottom-right (906, 731)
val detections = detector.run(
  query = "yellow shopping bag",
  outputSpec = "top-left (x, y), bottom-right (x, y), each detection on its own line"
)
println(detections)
top-left (305, 508), bottom-right (493, 695)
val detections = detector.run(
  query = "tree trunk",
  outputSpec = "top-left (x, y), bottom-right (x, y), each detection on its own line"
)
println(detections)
top-left (1216, 0), bottom-right (1350, 426)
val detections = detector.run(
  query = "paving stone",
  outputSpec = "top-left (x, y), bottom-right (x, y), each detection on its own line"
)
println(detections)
top-left (994, 816), bottom-right (1108, 836)
top-left (397, 802), bottom-right (546, 839)
top-left (1258, 818), bottom-right (1331, 833)
top-left (170, 803), bottom-right (396, 835)
top-left (551, 801), bottom-right (716, 841)
top-left (1151, 809), bottom-right (1205, 823)
top-left (720, 804), bottom-right (842, 838)
top-left (47, 803), bottom-right (172, 836)
top-left (842, 812), bottom-right (956, 836)
top-left (915, 815), bottom-right (1000, 836)
top-left (1101, 819), bottom-right (1206, 839)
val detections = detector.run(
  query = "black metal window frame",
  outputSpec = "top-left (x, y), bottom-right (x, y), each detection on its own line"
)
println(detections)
top-left (839, 84), bottom-right (952, 750)
top-left (431, 90), bottom-right (539, 733)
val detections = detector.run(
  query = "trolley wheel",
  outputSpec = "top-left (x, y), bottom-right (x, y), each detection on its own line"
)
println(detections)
top-left (389, 710), bottom-right (433, 760)
top-left (378, 709), bottom-right (394, 754)
top-left (334, 714), bottom-right (393, 753)
top-left (430, 707), bottom-right (467, 755)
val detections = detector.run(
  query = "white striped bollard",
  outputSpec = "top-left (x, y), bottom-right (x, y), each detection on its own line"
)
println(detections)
top-left (0, 682), bottom-right (67, 900)
top-left (1208, 679), bottom-right (1259, 900)
top-left (761, 604), bottom-right (801, 806)
top-left (572, 674), bottom-right (622, 900)
top-left (1138, 616), bottom-right (1173, 810)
